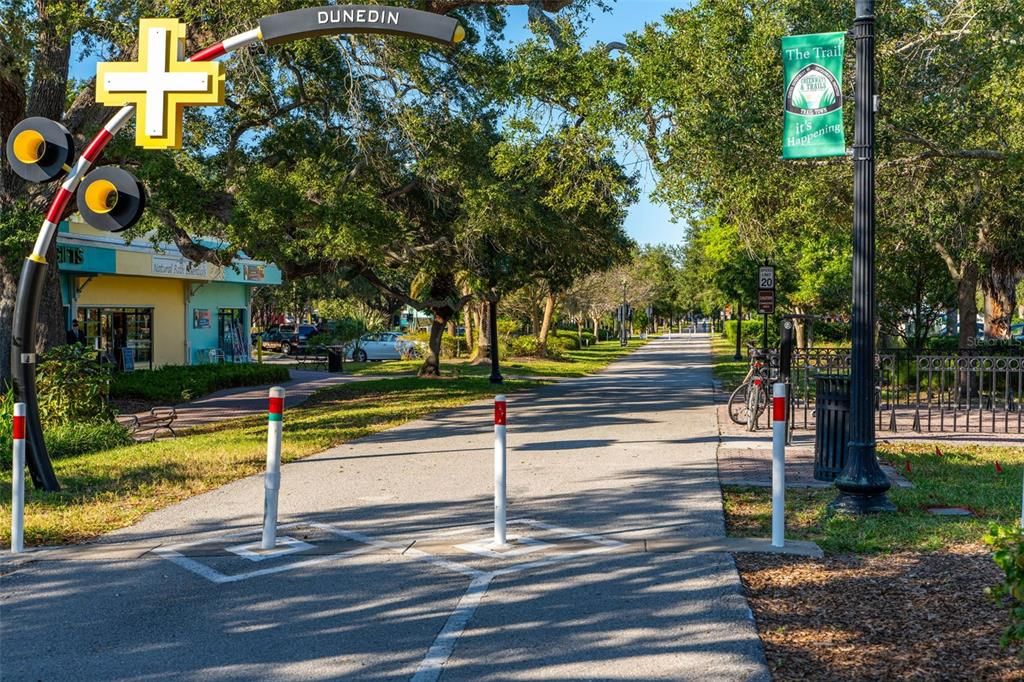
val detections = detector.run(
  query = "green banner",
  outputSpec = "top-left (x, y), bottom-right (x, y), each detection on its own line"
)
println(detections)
top-left (782, 32), bottom-right (846, 159)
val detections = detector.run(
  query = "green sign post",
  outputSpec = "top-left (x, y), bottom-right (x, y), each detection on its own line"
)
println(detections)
top-left (782, 32), bottom-right (846, 159)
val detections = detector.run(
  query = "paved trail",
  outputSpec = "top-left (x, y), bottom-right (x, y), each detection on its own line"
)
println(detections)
top-left (1, 336), bottom-right (769, 681)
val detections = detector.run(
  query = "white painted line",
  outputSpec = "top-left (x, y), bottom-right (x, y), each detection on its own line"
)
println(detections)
top-left (513, 518), bottom-right (627, 548)
top-left (455, 536), bottom-right (551, 559)
top-left (226, 536), bottom-right (314, 562)
top-left (410, 574), bottom-right (494, 682)
top-left (155, 542), bottom-right (378, 584)
top-left (155, 522), bottom-right (389, 584)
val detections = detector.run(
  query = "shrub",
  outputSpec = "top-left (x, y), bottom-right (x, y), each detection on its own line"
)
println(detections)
top-left (545, 335), bottom-right (575, 360)
top-left (984, 523), bottom-right (1024, 650)
top-left (0, 389), bottom-right (133, 468)
top-left (112, 363), bottom-right (290, 402)
top-left (552, 330), bottom-right (581, 350)
top-left (510, 336), bottom-right (541, 357)
top-left (46, 421), bottom-right (134, 458)
top-left (723, 319), bottom-right (779, 347)
top-left (36, 344), bottom-right (115, 425)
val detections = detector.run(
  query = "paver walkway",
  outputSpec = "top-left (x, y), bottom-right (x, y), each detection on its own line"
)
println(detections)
top-left (2, 336), bottom-right (770, 681)
top-left (118, 369), bottom-right (384, 432)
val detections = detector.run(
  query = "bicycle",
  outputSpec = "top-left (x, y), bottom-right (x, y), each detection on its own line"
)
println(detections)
top-left (728, 345), bottom-right (771, 430)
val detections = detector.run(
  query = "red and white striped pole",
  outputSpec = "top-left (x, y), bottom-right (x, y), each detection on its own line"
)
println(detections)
top-left (772, 383), bottom-right (786, 548)
top-left (11, 403), bottom-right (26, 553)
top-left (494, 395), bottom-right (508, 547)
top-left (262, 387), bottom-right (285, 550)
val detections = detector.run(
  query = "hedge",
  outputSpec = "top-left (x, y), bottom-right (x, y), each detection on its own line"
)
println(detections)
top-left (111, 363), bottom-right (291, 402)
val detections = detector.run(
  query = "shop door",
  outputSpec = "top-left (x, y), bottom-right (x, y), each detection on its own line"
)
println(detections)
top-left (218, 308), bottom-right (247, 362)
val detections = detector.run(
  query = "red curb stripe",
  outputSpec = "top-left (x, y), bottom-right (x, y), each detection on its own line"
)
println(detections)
top-left (46, 188), bottom-right (73, 223)
top-left (190, 42), bottom-right (226, 62)
top-left (12, 415), bottom-right (25, 440)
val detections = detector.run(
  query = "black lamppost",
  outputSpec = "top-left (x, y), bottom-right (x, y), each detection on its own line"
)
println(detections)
top-left (620, 279), bottom-right (628, 347)
top-left (488, 298), bottom-right (503, 385)
top-left (831, 0), bottom-right (895, 514)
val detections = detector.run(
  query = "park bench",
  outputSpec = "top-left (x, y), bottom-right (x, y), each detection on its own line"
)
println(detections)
top-left (294, 345), bottom-right (329, 371)
top-left (126, 407), bottom-right (178, 441)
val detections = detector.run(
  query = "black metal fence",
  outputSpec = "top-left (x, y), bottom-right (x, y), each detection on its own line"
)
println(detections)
top-left (766, 346), bottom-right (1024, 434)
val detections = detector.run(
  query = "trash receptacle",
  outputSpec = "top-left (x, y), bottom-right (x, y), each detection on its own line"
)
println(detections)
top-left (327, 347), bottom-right (344, 373)
top-left (814, 374), bottom-right (850, 481)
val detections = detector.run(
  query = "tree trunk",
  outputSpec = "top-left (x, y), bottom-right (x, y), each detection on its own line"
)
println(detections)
top-left (958, 262), bottom-right (979, 349)
top-left (470, 301), bottom-right (489, 365)
top-left (463, 305), bottom-right (474, 357)
top-left (981, 265), bottom-right (1019, 340)
top-left (537, 291), bottom-right (556, 355)
top-left (419, 309), bottom-right (453, 377)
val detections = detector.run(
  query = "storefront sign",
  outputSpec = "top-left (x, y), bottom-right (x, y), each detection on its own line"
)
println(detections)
top-left (57, 245), bottom-right (84, 266)
top-left (193, 309), bottom-right (211, 328)
top-left (244, 264), bottom-right (265, 282)
top-left (782, 32), bottom-right (846, 159)
top-left (153, 255), bottom-right (209, 278)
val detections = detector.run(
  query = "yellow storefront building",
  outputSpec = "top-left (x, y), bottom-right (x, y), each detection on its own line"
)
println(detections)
top-left (59, 219), bottom-right (282, 370)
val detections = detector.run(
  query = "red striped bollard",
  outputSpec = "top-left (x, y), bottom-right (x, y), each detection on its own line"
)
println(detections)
top-left (772, 383), bottom-right (786, 548)
top-left (494, 395), bottom-right (507, 547)
top-left (262, 387), bottom-right (285, 550)
top-left (11, 402), bottom-right (26, 553)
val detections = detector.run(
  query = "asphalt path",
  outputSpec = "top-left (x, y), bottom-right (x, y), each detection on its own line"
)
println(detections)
top-left (1, 335), bottom-right (770, 681)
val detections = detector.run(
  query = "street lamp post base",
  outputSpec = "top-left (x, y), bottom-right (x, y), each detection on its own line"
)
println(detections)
top-left (828, 492), bottom-right (897, 515)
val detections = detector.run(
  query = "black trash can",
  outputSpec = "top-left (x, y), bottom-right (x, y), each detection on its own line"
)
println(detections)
top-left (327, 347), bottom-right (344, 373)
top-left (814, 374), bottom-right (851, 481)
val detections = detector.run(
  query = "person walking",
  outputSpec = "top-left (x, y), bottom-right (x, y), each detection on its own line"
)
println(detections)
top-left (66, 319), bottom-right (84, 345)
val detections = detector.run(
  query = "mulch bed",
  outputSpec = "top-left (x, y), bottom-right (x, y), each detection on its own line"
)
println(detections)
top-left (735, 547), bottom-right (1024, 681)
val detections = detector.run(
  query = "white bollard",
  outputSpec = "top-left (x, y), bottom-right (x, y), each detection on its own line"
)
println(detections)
top-left (772, 383), bottom-right (786, 548)
top-left (262, 387), bottom-right (285, 550)
top-left (494, 395), bottom-right (508, 547)
top-left (11, 403), bottom-right (26, 554)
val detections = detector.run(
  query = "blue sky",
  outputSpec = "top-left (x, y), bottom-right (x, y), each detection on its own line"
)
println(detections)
top-left (71, 0), bottom-right (683, 247)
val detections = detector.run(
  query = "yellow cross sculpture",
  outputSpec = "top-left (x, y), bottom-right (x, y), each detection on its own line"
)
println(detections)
top-left (96, 19), bottom-right (225, 150)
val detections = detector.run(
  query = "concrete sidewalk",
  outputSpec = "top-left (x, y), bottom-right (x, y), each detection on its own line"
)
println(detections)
top-left (3, 336), bottom-right (771, 681)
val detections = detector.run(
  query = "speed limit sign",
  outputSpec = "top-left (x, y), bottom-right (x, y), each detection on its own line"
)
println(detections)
top-left (759, 266), bottom-right (775, 290)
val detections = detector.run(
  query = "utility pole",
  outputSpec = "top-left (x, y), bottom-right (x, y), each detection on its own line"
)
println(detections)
top-left (831, 0), bottom-right (894, 514)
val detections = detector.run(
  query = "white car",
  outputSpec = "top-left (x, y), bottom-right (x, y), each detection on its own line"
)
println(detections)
top-left (347, 332), bottom-right (415, 362)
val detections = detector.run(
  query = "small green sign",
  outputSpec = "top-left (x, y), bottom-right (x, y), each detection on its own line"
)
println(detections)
top-left (782, 32), bottom-right (846, 159)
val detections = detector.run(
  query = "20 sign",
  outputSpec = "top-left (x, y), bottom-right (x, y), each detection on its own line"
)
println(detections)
top-left (759, 266), bottom-right (776, 290)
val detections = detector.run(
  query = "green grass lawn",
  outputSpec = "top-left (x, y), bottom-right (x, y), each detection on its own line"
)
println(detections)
top-left (722, 442), bottom-right (1024, 554)
top-left (0, 338), bottom-right (648, 548)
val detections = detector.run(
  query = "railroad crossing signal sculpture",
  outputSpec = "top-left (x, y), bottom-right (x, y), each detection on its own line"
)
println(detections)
top-left (5, 5), bottom-right (465, 490)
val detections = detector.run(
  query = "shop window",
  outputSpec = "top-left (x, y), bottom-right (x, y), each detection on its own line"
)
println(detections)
top-left (77, 307), bottom-right (153, 371)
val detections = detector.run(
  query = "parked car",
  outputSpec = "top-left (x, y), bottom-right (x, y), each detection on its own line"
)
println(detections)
top-left (346, 332), bottom-right (416, 362)
top-left (258, 324), bottom-right (318, 355)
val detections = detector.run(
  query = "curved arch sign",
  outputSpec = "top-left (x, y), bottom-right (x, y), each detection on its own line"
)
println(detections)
top-left (5, 5), bottom-right (465, 490)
